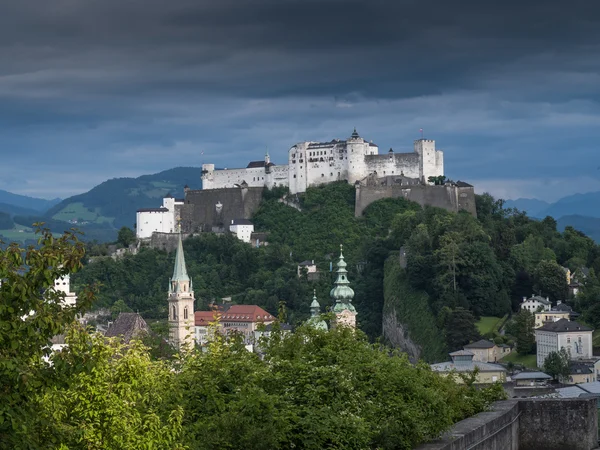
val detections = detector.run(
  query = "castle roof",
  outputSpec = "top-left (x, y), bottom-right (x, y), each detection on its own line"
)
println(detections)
top-left (137, 207), bottom-right (169, 213)
top-left (247, 161), bottom-right (266, 168)
top-left (455, 181), bottom-right (473, 188)
top-left (231, 218), bottom-right (253, 226)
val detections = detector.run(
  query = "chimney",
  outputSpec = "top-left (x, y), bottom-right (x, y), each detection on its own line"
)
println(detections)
top-left (523, 296), bottom-right (527, 302)
top-left (231, 219), bottom-right (234, 224)
top-left (312, 260), bottom-right (314, 265)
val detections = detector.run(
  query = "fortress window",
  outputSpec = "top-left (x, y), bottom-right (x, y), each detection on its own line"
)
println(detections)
top-left (293, 175), bottom-right (296, 178)
top-left (330, 172), bottom-right (333, 176)
top-left (321, 174), bottom-right (324, 177)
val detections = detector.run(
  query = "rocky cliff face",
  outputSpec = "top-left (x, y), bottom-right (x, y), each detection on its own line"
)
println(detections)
top-left (382, 257), bottom-right (447, 363)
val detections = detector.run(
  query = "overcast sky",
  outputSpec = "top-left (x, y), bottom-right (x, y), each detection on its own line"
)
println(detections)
top-left (2, 0), bottom-right (600, 201)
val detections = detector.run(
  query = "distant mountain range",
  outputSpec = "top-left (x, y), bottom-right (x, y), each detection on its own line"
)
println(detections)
top-left (0, 189), bottom-right (61, 214)
top-left (504, 193), bottom-right (600, 242)
top-left (0, 167), bottom-right (202, 242)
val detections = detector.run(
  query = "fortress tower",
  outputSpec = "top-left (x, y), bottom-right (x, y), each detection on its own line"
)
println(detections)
top-left (168, 229), bottom-right (195, 351)
top-left (414, 139), bottom-right (444, 182)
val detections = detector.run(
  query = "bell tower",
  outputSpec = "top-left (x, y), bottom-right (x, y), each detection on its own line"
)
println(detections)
top-left (330, 245), bottom-right (357, 329)
top-left (168, 222), bottom-right (195, 351)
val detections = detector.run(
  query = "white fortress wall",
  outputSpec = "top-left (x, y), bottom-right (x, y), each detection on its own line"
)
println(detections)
top-left (203, 166), bottom-right (266, 190)
top-left (266, 165), bottom-right (289, 188)
top-left (137, 209), bottom-right (171, 239)
top-left (364, 152), bottom-right (420, 178)
top-left (201, 131), bottom-right (445, 194)
top-left (304, 140), bottom-right (348, 189)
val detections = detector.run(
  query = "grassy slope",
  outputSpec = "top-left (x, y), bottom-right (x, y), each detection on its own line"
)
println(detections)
top-left (475, 316), bottom-right (507, 335)
top-left (499, 352), bottom-right (538, 369)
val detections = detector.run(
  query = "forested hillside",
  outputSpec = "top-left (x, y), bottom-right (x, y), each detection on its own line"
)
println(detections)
top-left (73, 182), bottom-right (600, 359)
top-left (5, 167), bottom-right (203, 243)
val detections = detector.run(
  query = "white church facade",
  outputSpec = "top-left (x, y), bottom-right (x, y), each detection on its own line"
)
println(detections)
top-left (201, 129), bottom-right (444, 194)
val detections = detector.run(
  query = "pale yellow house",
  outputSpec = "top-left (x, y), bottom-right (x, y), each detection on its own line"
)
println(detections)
top-left (430, 350), bottom-right (507, 384)
top-left (534, 310), bottom-right (570, 329)
top-left (463, 339), bottom-right (511, 363)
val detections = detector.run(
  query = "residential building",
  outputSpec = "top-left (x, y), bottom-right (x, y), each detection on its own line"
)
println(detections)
top-left (297, 259), bottom-right (319, 280)
top-left (512, 372), bottom-right (552, 387)
top-left (534, 310), bottom-right (571, 329)
top-left (463, 339), bottom-right (509, 363)
top-left (330, 245), bottom-right (357, 329)
top-left (167, 231), bottom-right (195, 351)
top-left (520, 295), bottom-right (551, 312)
top-left (194, 305), bottom-right (276, 346)
top-left (229, 218), bottom-right (254, 243)
top-left (567, 362), bottom-right (595, 384)
top-left (535, 319), bottom-right (594, 368)
top-left (250, 232), bottom-right (269, 247)
top-left (430, 350), bottom-right (507, 384)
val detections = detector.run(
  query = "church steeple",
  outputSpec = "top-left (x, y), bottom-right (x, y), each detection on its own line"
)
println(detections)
top-left (170, 230), bottom-right (190, 293)
top-left (330, 245), bottom-right (357, 328)
top-left (168, 226), bottom-right (195, 351)
top-left (308, 289), bottom-right (328, 331)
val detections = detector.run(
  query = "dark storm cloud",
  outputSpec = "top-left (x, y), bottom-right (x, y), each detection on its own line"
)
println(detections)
top-left (2, 0), bottom-right (600, 200)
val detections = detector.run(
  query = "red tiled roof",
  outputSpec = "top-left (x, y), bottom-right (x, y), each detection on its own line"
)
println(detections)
top-left (195, 310), bottom-right (219, 326)
top-left (195, 305), bottom-right (275, 326)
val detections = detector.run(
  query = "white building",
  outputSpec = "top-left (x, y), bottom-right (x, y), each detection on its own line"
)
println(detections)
top-left (53, 273), bottom-right (77, 307)
top-left (136, 194), bottom-right (184, 239)
top-left (520, 295), bottom-right (551, 312)
top-left (535, 319), bottom-right (594, 368)
top-left (201, 130), bottom-right (444, 194)
top-left (194, 305), bottom-right (276, 346)
top-left (297, 260), bottom-right (317, 278)
top-left (229, 219), bottom-right (254, 243)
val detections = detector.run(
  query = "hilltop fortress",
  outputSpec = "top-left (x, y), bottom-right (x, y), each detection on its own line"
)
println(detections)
top-left (137, 130), bottom-right (475, 241)
top-left (201, 129), bottom-right (444, 194)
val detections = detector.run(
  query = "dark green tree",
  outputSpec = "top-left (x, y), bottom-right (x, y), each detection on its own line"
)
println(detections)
top-left (533, 260), bottom-right (569, 302)
top-left (442, 308), bottom-right (481, 351)
top-left (543, 347), bottom-right (570, 381)
top-left (512, 310), bottom-right (536, 355)
top-left (0, 228), bottom-right (95, 446)
top-left (117, 226), bottom-right (136, 247)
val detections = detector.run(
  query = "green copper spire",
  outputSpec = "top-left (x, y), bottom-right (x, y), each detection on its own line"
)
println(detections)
top-left (310, 289), bottom-right (321, 316)
top-left (169, 223), bottom-right (190, 295)
top-left (308, 289), bottom-right (328, 331)
top-left (330, 245), bottom-right (356, 313)
top-left (172, 231), bottom-right (189, 282)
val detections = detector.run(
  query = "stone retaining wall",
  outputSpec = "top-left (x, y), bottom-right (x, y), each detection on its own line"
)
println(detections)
top-left (416, 398), bottom-right (598, 450)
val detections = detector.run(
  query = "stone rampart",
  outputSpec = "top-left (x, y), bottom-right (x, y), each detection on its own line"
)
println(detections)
top-left (180, 187), bottom-right (264, 233)
top-left (416, 398), bottom-right (598, 450)
top-left (355, 182), bottom-right (477, 217)
top-left (149, 232), bottom-right (192, 252)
